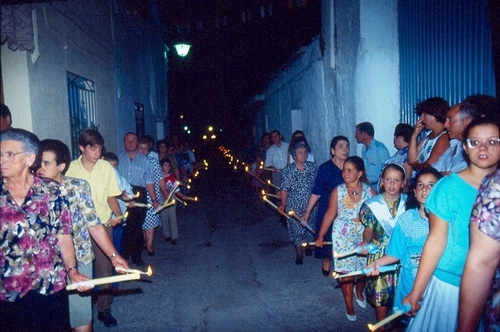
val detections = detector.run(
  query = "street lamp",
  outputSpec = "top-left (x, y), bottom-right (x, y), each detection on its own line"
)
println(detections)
top-left (174, 43), bottom-right (191, 57)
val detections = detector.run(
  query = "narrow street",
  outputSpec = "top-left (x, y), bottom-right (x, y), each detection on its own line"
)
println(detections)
top-left (94, 146), bottom-right (374, 332)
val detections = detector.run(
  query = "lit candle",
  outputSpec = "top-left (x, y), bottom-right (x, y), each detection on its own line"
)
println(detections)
top-left (301, 241), bottom-right (333, 247)
top-left (115, 266), bottom-right (153, 276)
top-left (184, 196), bottom-right (198, 202)
top-left (153, 199), bottom-right (176, 214)
top-left (66, 273), bottom-right (140, 291)
top-left (261, 190), bottom-right (279, 199)
top-left (175, 196), bottom-right (188, 206)
top-left (263, 196), bottom-right (288, 218)
top-left (113, 211), bottom-right (129, 221)
top-left (125, 202), bottom-right (151, 208)
top-left (287, 211), bottom-right (315, 234)
top-left (333, 243), bottom-right (381, 258)
top-left (166, 182), bottom-right (179, 203)
top-left (332, 264), bottom-right (398, 279)
top-left (367, 303), bottom-right (411, 331)
top-left (266, 179), bottom-right (281, 190)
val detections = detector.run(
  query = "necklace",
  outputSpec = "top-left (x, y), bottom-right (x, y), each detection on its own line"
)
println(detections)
top-left (351, 190), bottom-right (359, 196)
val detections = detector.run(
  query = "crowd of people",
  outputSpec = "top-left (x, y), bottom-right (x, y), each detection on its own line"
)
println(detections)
top-left (243, 94), bottom-right (500, 330)
top-left (0, 103), bottom-right (200, 331)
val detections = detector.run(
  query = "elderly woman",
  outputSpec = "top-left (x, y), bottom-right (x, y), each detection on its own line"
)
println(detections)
top-left (302, 135), bottom-right (349, 275)
top-left (279, 137), bottom-right (318, 265)
top-left (0, 129), bottom-right (89, 332)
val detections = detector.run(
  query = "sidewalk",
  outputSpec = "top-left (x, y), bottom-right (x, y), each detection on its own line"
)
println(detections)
top-left (94, 150), bottom-right (376, 331)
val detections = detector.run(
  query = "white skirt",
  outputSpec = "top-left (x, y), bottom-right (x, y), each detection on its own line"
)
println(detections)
top-left (406, 275), bottom-right (459, 332)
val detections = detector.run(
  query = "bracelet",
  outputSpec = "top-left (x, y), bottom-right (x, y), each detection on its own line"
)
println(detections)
top-left (109, 252), bottom-right (118, 258)
top-left (67, 266), bottom-right (78, 272)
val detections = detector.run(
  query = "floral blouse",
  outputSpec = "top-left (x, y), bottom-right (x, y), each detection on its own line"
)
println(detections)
top-left (0, 176), bottom-right (72, 302)
top-left (63, 176), bottom-right (101, 267)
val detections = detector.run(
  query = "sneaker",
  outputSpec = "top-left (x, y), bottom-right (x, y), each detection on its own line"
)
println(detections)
top-left (354, 285), bottom-right (367, 308)
top-left (98, 309), bottom-right (117, 327)
top-left (345, 312), bottom-right (357, 322)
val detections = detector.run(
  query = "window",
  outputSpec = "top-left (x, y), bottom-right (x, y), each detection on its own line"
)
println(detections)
top-left (67, 72), bottom-right (97, 158)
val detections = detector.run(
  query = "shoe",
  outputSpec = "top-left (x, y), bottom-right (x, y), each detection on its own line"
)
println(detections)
top-left (147, 251), bottom-right (155, 256)
top-left (322, 268), bottom-right (330, 277)
top-left (98, 309), bottom-right (117, 327)
top-left (295, 257), bottom-right (303, 265)
top-left (354, 285), bottom-right (367, 308)
top-left (345, 312), bottom-right (357, 322)
top-left (171, 239), bottom-right (177, 245)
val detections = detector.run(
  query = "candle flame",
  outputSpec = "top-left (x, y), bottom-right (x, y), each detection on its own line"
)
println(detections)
top-left (333, 251), bottom-right (339, 258)
top-left (300, 242), bottom-right (308, 247)
top-left (261, 190), bottom-right (266, 196)
top-left (123, 211), bottom-right (129, 219)
top-left (135, 191), bottom-right (140, 198)
top-left (332, 271), bottom-right (339, 278)
top-left (367, 324), bottom-right (375, 331)
top-left (263, 195), bottom-right (267, 201)
top-left (146, 265), bottom-right (153, 276)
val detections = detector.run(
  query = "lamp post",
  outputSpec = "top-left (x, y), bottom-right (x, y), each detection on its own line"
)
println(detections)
top-left (173, 43), bottom-right (191, 57)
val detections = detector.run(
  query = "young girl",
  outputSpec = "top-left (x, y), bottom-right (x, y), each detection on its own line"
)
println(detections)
top-left (159, 157), bottom-right (187, 245)
top-left (366, 168), bottom-right (442, 324)
top-left (316, 156), bottom-right (376, 322)
top-left (360, 163), bottom-right (408, 325)
top-left (404, 118), bottom-right (500, 331)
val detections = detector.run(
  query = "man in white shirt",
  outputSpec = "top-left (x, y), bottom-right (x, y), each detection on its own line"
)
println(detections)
top-left (265, 130), bottom-right (289, 189)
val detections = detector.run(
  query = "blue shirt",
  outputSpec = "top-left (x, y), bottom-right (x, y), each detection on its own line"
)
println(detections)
top-left (362, 139), bottom-right (390, 185)
top-left (432, 139), bottom-right (467, 173)
top-left (425, 173), bottom-right (477, 286)
top-left (386, 208), bottom-right (429, 308)
top-left (117, 151), bottom-right (153, 187)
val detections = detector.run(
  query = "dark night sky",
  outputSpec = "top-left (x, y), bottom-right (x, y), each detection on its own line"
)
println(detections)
top-left (161, 1), bottom-right (321, 148)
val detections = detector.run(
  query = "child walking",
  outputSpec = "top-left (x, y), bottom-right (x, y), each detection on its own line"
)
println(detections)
top-left (360, 163), bottom-right (408, 327)
top-left (159, 157), bottom-right (187, 245)
top-left (366, 167), bottom-right (442, 328)
top-left (404, 118), bottom-right (500, 331)
top-left (316, 156), bottom-right (376, 322)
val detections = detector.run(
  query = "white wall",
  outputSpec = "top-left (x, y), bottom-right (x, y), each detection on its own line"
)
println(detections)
top-left (355, 0), bottom-right (399, 155)
top-left (1, 44), bottom-right (33, 132)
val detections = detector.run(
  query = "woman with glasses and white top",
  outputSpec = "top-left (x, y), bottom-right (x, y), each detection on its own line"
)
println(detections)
top-left (403, 117), bottom-right (500, 332)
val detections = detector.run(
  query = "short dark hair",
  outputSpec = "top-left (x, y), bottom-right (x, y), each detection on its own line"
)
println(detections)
top-left (78, 129), bottom-right (104, 147)
top-left (138, 136), bottom-right (150, 145)
top-left (102, 151), bottom-right (118, 163)
top-left (0, 103), bottom-right (12, 119)
top-left (159, 157), bottom-right (172, 167)
top-left (415, 97), bottom-right (449, 123)
top-left (462, 94), bottom-right (498, 119)
top-left (394, 123), bottom-right (413, 143)
top-left (39, 139), bottom-right (71, 174)
top-left (330, 135), bottom-right (349, 150)
top-left (356, 122), bottom-right (374, 137)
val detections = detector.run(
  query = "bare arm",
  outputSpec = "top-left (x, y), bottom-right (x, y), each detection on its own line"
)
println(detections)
top-left (146, 183), bottom-right (159, 209)
top-left (278, 190), bottom-right (288, 213)
top-left (159, 179), bottom-right (168, 200)
top-left (423, 134), bottom-right (449, 166)
top-left (301, 193), bottom-right (320, 222)
top-left (107, 196), bottom-right (122, 227)
top-left (365, 254), bottom-right (400, 276)
top-left (403, 212), bottom-right (448, 315)
top-left (457, 222), bottom-right (500, 332)
top-left (408, 120), bottom-right (425, 165)
top-left (316, 188), bottom-right (338, 246)
top-left (88, 225), bottom-right (129, 269)
top-left (57, 234), bottom-right (92, 291)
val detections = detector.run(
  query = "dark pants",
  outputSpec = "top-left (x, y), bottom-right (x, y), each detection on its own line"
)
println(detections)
top-left (123, 185), bottom-right (147, 262)
top-left (0, 289), bottom-right (70, 332)
top-left (92, 225), bottom-right (114, 312)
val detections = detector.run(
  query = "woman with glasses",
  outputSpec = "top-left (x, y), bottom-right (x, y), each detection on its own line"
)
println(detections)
top-left (0, 128), bottom-right (90, 332)
top-left (403, 117), bottom-right (500, 332)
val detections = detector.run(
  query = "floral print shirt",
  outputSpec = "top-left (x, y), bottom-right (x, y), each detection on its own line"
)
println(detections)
top-left (63, 176), bottom-right (101, 266)
top-left (0, 176), bottom-right (72, 302)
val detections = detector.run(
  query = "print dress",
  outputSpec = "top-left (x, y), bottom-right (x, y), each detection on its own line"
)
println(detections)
top-left (142, 156), bottom-right (163, 229)
top-left (281, 161), bottom-right (318, 246)
top-left (332, 183), bottom-right (373, 273)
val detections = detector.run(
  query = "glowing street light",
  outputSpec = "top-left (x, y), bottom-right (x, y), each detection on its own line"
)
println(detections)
top-left (174, 43), bottom-right (191, 57)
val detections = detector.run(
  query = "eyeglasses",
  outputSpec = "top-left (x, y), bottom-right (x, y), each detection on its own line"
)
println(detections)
top-left (466, 138), bottom-right (500, 149)
top-left (0, 151), bottom-right (27, 162)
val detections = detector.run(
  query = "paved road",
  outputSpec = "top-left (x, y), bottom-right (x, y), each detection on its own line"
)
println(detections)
top-left (94, 147), bottom-right (375, 331)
